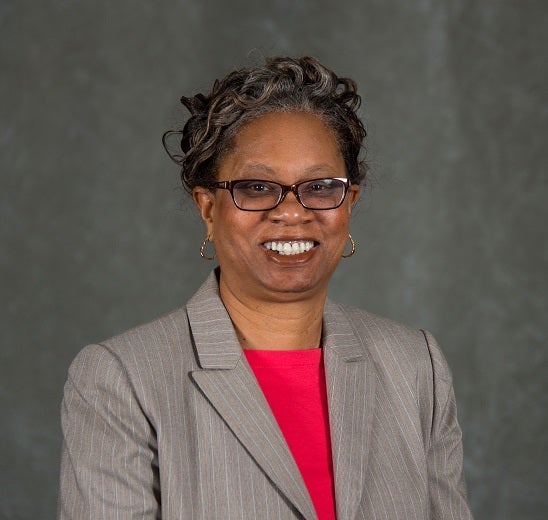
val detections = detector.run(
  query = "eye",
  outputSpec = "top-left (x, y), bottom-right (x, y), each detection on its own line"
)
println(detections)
top-left (303, 179), bottom-right (336, 193)
top-left (235, 180), bottom-right (278, 197)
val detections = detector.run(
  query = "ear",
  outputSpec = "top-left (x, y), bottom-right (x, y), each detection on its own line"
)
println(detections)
top-left (192, 187), bottom-right (216, 240)
top-left (348, 184), bottom-right (361, 214)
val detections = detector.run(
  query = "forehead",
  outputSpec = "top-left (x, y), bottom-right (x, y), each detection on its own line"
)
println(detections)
top-left (218, 111), bottom-right (345, 181)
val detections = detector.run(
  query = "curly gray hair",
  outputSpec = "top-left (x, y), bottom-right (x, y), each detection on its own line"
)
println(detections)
top-left (163, 56), bottom-right (367, 192)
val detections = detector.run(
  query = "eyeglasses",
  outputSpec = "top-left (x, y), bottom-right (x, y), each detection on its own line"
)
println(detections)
top-left (210, 177), bottom-right (352, 211)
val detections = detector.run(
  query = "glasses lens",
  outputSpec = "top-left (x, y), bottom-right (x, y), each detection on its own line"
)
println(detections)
top-left (232, 180), bottom-right (282, 210)
top-left (298, 178), bottom-right (346, 209)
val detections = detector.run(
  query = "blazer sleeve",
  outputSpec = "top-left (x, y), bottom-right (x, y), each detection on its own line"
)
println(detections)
top-left (58, 343), bottom-right (160, 519)
top-left (422, 330), bottom-right (474, 519)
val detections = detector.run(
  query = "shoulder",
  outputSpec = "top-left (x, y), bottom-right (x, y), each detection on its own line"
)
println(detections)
top-left (327, 300), bottom-right (453, 383)
top-left (67, 272), bottom-right (223, 388)
top-left (328, 300), bottom-right (427, 353)
top-left (324, 300), bottom-right (454, 390)
top-left (67, 271), bottom-right (223, 386)
top-left (103, 306), bottom-right (191, 358)
top-left (335, 302), bottom-right (423, 338)
top-left (66, 306), bottom-right (194, 391)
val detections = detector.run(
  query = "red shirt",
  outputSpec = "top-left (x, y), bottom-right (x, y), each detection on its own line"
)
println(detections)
top-left (244, 348), bottom-right (336, 520)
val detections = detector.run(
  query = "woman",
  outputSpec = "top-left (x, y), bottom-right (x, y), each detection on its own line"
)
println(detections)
top-left (58, 56), bottom-right (473, 519)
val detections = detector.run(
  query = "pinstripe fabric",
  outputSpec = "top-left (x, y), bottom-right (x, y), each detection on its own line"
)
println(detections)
top-left (58, 271), bottom-right (473, 519)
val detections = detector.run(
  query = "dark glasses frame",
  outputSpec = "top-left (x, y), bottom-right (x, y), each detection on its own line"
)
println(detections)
top-left (209, 177), bottom-right (352, 211)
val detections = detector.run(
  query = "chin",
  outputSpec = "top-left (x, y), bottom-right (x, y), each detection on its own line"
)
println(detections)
top-left (262, 276), bottom-right (326, 297)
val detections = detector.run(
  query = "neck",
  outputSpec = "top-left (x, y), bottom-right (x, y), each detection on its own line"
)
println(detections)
top-left (219, 277), bottom-right (326, 351)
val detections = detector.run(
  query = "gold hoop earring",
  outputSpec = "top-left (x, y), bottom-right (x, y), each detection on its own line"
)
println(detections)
top-left (342, 234), bottom-right (356, 258)
top-left (200, 236), bottom-right (217, 260)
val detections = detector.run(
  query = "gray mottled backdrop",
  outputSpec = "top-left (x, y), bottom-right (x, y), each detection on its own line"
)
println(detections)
top-left (1, 0), bottom-right (546, 518)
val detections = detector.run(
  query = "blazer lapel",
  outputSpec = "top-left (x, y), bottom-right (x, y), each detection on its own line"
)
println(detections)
top-left (186, 272), bottom-right (317, 520)
top-left (323, 300), bottom-right (376, 520)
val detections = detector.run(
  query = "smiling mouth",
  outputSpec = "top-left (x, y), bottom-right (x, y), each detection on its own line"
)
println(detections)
top-left (263, 240), bottom-right (316, 256)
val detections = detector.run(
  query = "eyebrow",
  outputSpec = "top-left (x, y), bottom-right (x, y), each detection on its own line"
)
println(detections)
top-left (239, 163), bottom-right (338, 177)
top-left (239, 163), bottom-right (275, 176)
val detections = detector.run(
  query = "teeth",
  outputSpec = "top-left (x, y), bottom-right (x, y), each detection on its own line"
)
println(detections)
top-left (264, 241), bottom-right (315, 255)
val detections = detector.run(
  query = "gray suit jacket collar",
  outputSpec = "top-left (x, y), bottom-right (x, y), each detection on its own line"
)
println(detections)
top-left (186, 271), bottom-right (375, 520)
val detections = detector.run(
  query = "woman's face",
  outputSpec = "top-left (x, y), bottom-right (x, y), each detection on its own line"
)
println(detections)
top-left (193, 111), bottom-right (360, 303)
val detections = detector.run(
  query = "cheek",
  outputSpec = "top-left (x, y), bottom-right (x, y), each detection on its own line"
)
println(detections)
top-left (210, 198), bottom-right (237, 238)
top-left (325, 208), bottom-right (352, 232)
top-left (212, 207), bottom-right (263, 244)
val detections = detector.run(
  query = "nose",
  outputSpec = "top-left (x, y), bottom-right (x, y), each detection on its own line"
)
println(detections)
top-left (268, 190), bottom-right (312, 224)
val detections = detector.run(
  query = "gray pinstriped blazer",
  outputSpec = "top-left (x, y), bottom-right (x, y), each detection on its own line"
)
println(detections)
top-left (58, 270), bottom-right (473, 519)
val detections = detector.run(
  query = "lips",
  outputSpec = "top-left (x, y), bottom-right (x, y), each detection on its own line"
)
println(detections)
top-left (263, 240), bottom-right (316, 256)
